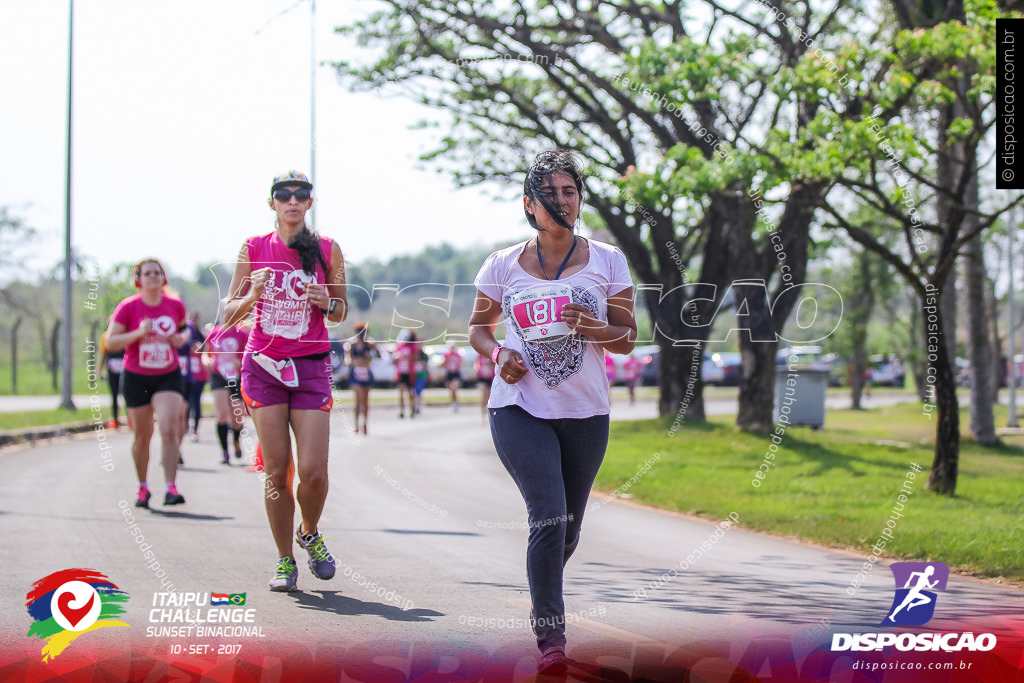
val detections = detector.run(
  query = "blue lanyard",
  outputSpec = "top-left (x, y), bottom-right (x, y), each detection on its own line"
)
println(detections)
top-left (537, 235), bottom-right (578, 280)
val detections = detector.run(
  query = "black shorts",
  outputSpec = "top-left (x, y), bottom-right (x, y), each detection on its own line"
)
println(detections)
top-left (446, 371), bottom-right (461, 382)
top-left (398, 372), bottom-right (412, 387)
top-left (121, 369), bottom-right (185, 408)
top-left (210, 373), bottom-right (242, 400)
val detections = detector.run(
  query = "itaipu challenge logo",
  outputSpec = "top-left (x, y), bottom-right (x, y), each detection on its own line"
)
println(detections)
top-left (25, 569), bottom-right (130, 661)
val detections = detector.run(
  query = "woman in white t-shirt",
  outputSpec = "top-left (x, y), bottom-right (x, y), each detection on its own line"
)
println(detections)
top-left (469, 149), bottom-right (637, 673)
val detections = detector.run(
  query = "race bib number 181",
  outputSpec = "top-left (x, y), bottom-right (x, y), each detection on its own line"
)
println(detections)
top-left (511, 284), bottom-right (572, 341)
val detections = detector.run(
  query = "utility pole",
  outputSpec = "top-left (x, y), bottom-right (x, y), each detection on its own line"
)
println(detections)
top-left (60, 0), bottom-right (76, 410)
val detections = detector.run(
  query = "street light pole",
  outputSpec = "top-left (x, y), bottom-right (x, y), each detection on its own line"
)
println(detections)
top-left (60, 0), bottom-right (76, 411)
top-left (1009, 202), bottom-right (1018, 428)
top-left (310, 0), bottom-right (316, 231)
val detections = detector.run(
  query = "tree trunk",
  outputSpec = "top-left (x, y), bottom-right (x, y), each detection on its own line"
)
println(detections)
top-left (642, 278), bottom-right (708, 421)
top-left (988, 278), bottom-right (1003, 404)
top-left (941, 269), bottom-right (957, 366)
top-left (851, 339), bottom-right (868, 409)
top-left (738, 334), bottom-right (777, 433)
top-left (849, 251), bottom-right (876, 410)
top-left (928, 310), bottom-right (960, 494)
top-left (908, 305), bottom-right (928, 401)
top-left (966, 168), bottom-right (997, 443)
top-left (659, 341), bottom-right (705, 422)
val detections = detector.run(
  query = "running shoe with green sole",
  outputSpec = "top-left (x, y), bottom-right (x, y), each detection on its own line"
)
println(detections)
top-left (295, 527), bottom-right (336, 580)
top-left (268, 556), bottom-right (298, 592)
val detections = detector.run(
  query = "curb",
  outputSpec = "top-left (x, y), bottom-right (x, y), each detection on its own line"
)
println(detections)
top-left (0, 422), bottom-right (99, 449)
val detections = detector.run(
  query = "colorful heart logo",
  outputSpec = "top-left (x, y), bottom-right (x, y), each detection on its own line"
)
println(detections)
top-left (56, 591), bottom-right (94, 628)
top-left (49, 581), bottom-right (101, 632)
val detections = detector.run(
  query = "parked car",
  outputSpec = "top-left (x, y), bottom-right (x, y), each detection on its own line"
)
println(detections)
top-left (776, 346), bottom-right (836, 371)
top-left (633, 345), bottom-right (739, 387)
top-left (635, 345), bottom-right (660, 386)
top-left (959, 355), bottom-right (1024, 388)
top-left (867, 354), bottom-right (906, 387)
top-left (702, 352), bottom-right (726, 386)
top-left (715, 352), bottom-right (741, 386)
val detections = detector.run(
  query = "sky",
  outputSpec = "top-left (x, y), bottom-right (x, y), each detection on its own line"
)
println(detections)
top-left (0, 0), bottom-right (528, 282)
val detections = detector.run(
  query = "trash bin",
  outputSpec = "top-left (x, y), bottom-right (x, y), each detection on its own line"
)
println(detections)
top-left (773, 367), bottom-right (830, 429)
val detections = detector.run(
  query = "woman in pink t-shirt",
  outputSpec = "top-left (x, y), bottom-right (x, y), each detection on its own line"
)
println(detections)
top-left (469, 150), bottom-right (637, 673)
top-left (443, 343), bottom-right (463, 411)
top-left (392, 330), bottom-right (419, 418)
top-left (223, 171), bottom-right (347, 593)
top-left (105, 258), bottom-right (190, 509)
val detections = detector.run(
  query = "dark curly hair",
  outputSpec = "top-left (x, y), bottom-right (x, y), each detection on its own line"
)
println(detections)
top-left (288, 226), bottom-right (329, 277)
top-left (523, 149), bottom-right (586, 232)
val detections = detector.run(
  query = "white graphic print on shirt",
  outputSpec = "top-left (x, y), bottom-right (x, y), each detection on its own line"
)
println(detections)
top-left (259, 269), bottom-right (314, 341)
top-left (503, 286), bottom-right (599, 388)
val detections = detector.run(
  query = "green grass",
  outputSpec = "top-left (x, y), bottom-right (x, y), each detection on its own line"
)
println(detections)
top-left (0, 406), bottom-right (112, 431)
top-left (0, 361), bottom-right (104, 396)
top-left (602, 402), bottom-right (1024, 583)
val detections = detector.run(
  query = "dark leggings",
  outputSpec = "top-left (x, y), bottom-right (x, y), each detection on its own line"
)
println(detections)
top-left (107, 372), bottom-right (121, 423)
top-left (186, 381), bottom-right (205, 431)
top-left (488, 404), bottom-right (609, 652)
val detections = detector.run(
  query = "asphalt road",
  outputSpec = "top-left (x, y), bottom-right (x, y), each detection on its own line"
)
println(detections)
top-left (1, 396), bottom-right (1020, 679)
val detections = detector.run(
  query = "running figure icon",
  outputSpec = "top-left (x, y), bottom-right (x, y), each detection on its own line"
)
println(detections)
top-left (882, 561), bottom-right (949, 626)
top-left (887, 565), bottom-right (938, 622)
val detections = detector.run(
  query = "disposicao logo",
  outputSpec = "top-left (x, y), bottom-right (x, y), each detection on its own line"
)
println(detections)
top-left (883, 561), bottom-right (948, 626)
top-left (831, 561), bottom-right (997, 653)
top-left (25, 569), bottom-right (130, 661)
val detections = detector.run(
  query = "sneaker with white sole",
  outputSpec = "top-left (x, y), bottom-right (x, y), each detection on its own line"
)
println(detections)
top-left (268, 556), bottom-right (298, 592)
top-left (295, 527), bottom-right (336, 580)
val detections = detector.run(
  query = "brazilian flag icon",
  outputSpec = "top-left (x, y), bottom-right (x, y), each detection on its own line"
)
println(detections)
top-left (228, 593), bottom-right (246, 606)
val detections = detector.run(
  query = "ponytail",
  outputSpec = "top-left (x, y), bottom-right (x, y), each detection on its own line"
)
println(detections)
top-left (288, 226), bottom-right (329, 277)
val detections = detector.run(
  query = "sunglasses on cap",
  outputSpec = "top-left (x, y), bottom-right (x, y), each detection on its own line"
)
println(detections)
top-left (273, 188), bottom-right (312, 202)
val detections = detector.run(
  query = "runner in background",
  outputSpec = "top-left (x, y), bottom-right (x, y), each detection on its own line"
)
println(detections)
top-left (105, 258), bottom-right (190, 508)
top-left (412, 334), bottom-right (428, 416)
top-left (224, 170), bottom-right (347, 592)
top-left (393, 329), bottom-right (416, 418)
top-left (474, 350), bottom-right (495, 425)
top-left (185, 312), bottom-right (209, 440)
top-left (346, 322), bottom-right (379, 435)
top-left (443, 343), bottom-right (463, 412)
top-left (204, 319), bottom-right (249, 464)
top-left (605, 351), bottom-right (617, 403)
top-left (623, 353), bottom-right (642, 405)
top-left (174, 311), bottom-right (204, 457)
top-left (99, 320), bottom-right (125, 429)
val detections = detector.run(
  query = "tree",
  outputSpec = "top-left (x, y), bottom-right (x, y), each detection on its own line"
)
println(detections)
top-left (804, 0), bottom-right (1010, 493)
top-left (0, 207), bottom-right (36, 309)
top-left (335, 0), bottom-right (864, 430)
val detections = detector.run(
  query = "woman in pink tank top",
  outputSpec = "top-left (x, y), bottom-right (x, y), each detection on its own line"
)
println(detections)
top-left (105, 258), bottom-right (190, 509)
top-left (223, 171), bottom-right (348, 593)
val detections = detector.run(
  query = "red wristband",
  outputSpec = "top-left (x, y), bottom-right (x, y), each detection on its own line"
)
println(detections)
top-left (491, 346), bottom-right (502, 364)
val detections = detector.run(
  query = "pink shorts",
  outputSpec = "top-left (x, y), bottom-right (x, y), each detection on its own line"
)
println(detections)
top-left (240, 353), bottom-right (333, 412)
